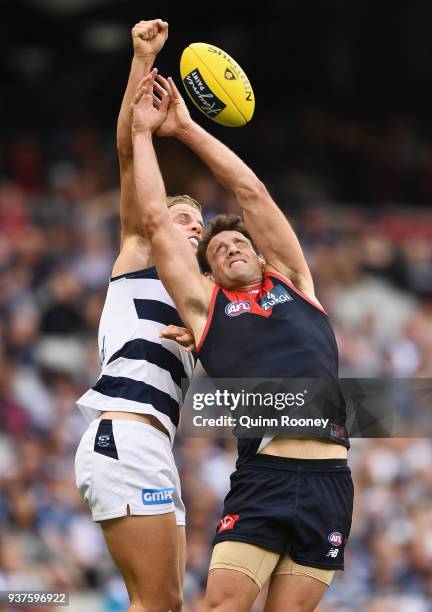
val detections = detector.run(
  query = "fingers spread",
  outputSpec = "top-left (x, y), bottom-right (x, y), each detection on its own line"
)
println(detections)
top-left (154, 79), bottom-right (170, 99)
top-left (167, 77), bottom-right (181, 99)
top-left (137, 68), bottom-right (157, 89)
top-left (152, 93), bottom-right (161, 109)
top-left (134, 70), bottom-right (157, 105)
top-left (158, 89), bottom-right (170, 114)
top-left (156, 74), bottom-right (172, 96)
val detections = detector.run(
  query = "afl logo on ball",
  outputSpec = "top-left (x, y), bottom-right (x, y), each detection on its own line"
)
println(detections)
top-left (328, 531), bottom-right (343, 546)
top-left (225, 300), bottom-right (251, 317)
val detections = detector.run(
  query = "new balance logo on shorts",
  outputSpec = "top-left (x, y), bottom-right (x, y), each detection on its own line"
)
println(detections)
top-left (326, 531), bottom-right (343, 558)
top-left (217, 514), bottom-right (240, 533)
top-left (142, 488), bottom-right (174, 505)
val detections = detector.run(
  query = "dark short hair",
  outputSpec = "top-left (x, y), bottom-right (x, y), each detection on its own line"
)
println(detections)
top-left (197, 214), bottom-right (256, 273)
top-left (167, 194), bottom-right (202, 212)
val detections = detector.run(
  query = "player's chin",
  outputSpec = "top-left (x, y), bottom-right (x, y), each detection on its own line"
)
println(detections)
top-left (188, 239), bottom-right (199, 252)
top-left (227, 267), bottom-right (253, 284)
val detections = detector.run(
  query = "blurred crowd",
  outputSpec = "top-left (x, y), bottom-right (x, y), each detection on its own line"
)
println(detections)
top-left (0, 123), bottom-right (432, 612)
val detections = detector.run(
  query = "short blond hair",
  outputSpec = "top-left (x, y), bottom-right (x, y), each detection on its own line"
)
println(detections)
top-left (167, 194), bottom-right (202, 212)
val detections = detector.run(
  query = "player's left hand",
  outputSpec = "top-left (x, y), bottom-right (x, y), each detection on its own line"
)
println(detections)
top-left (160, 325), bottom-right (196, 352)
top-left (153, 75), bottom-right (193, 138)
top-left (132, 69), bottom-right (169, 134)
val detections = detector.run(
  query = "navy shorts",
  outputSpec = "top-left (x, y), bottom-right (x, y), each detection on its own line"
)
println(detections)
top-left (213, 455), bottom-right (354, 570)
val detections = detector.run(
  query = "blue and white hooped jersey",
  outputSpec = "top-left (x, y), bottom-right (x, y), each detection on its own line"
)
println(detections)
top-left (76, 267), bottom-right (195, 443)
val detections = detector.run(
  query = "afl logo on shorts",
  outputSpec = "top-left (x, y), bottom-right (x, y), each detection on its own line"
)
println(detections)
top-left (225, 301), bottom-right (251, 317)
top-left (328, 531), bottom-right (343, 546)
top-left (217, 514), bottom-right (240, 533)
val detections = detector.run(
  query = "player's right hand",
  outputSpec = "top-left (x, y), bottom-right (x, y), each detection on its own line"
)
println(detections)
top-left (160, 325), bottom-right (196, 352)
top-left (132, 19), bottom-right (168, 59)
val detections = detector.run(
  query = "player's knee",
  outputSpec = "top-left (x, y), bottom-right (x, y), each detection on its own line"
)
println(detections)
top-left (289, 605), bottom-right (314, 612)
top-left (205, 599), bottom-right (240, 612)
top-left (285, 596), bottom-right (321, 612)
top-left (129, 591), bottom-right (183, 612)
top-left (167, 592), bottom-right (183, 612)
top-left (204, 587), bottom-right (240, 611)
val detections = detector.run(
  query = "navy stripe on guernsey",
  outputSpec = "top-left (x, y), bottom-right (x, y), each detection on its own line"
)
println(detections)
top-left (134, 299), bottom-right (184, 328)
top-left (93, 376), bottom-right (180, 427)
top-left (107, 339), bottom-right (187, 388)
top-left (110, 268), bottom-right (160, 282)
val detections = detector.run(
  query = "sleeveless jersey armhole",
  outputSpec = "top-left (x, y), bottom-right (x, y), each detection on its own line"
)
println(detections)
top-left (196, 285), bottom-right (220, 353)
top-left (265, 270), bottom-right (328, 315)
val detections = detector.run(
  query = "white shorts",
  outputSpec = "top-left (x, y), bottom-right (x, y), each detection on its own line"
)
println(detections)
top-left (74, 418), bottom-right (185, 524)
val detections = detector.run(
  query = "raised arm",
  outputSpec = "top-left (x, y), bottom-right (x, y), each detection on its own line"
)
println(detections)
top-left (131, 73), bottom-right (211, 339)
top-left (114, 19), bottom-right (168, 275)
top-left (155, 77), bottom-right (315, 299)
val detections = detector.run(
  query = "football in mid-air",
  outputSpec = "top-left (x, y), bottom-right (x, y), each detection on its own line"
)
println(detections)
top-left (180, 43), bottom-right (255, 127)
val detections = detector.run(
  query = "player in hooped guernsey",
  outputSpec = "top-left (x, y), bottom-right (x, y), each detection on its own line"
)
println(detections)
top-left (77, 266), bottom-right (193, 441)
top-left (74, 21), bottom-right (203, 612)
top-left (132, 71), bottom-right (354, 611)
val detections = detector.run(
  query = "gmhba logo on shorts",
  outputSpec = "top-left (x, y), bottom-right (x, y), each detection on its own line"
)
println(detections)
top-left (142, 488), bottom-right (175, 505)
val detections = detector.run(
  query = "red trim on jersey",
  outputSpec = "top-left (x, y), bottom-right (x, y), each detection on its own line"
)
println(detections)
top-left (196, 284), bottom-right (220, 353)
top-left (222, 278), bottom-right (274, 318)
top-left (265, 270), bottom-right (328, 315)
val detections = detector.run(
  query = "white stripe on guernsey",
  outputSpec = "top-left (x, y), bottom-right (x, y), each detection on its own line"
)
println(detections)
top-left (112, 277), bottom-right (175, 306)
top-left (76, 391), bottom-right (176, 444)
top-left (101, 358), bottom-right (182, 403)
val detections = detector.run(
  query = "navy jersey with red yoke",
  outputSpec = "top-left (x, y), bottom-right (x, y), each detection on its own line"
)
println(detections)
top-left (197, 271), bottom-right (349, 466)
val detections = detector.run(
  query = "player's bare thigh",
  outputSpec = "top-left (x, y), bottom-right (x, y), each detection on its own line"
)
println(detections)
top-left (177, 525), bottom-right (186, 587)
top-left (101, 512), bottom-right (182, 612)
top-left (264, 573), bottom-right (329, 612)
top-left (206, 542), bottom-right (333, 612)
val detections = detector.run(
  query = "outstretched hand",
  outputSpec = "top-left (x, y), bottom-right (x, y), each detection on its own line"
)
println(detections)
top-left (131, 69), bottom-right (170, 135)
top-left (152, 75), bottom-right (193, 138)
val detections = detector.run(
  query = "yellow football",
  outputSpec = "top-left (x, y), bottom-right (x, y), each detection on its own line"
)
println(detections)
top-left (180, 43), bottom-right (255, 127)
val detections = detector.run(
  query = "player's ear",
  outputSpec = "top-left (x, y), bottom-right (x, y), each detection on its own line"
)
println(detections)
top-left (258, 255), bottom-right (265, 269)
top-left (204, 271), bottom-right (215, 281)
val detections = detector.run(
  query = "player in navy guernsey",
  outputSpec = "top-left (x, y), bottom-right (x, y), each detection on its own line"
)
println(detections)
top-left (132, 71), bottom-right (354, 611)
top-left (74, 21), bottom-right (203, 612)
top-left (197, 262), bottom-right (349, 469)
